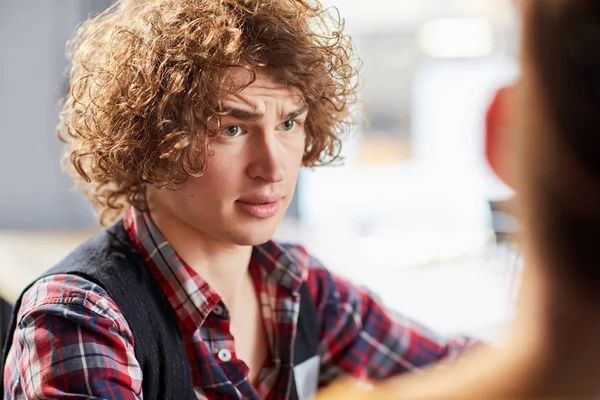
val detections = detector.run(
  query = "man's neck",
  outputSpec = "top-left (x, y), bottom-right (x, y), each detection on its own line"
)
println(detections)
top-left (183, 239), bottom-right (254, 308)
top-left (148, 210), bottom-right (253, 308)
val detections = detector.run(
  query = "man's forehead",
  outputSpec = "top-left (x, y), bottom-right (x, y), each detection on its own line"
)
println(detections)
top-left (220, 67), bottom-right (304, 102)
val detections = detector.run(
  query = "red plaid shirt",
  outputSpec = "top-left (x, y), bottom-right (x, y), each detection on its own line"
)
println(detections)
top-left (3, 208), bottom-right (475, 399)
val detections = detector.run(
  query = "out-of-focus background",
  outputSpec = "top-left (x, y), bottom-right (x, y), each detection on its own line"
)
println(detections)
top-left (0, 0), bottom-right (521, 344)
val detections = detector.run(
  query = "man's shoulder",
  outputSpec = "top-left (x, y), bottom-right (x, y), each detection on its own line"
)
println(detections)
top-left (42, 221), bottom-right (148, 290)
top-left (53, 221), bottom-right (136, 269)
top-left (15, 222), bottom-right (141, 325)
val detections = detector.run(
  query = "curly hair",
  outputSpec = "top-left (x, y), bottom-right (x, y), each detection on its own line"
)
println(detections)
top-left (58, 0), bottom-right (360, 225)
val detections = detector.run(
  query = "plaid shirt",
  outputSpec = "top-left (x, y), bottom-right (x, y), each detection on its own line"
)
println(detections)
top-left (3, 208), bottom-right (475, 399)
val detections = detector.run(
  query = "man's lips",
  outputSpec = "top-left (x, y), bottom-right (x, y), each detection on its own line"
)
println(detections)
top-left (235, 196), bottom-right (283, 218)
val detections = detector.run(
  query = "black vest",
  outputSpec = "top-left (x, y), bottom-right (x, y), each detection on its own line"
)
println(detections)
top-left (1, 221), bottom-right (319, 399)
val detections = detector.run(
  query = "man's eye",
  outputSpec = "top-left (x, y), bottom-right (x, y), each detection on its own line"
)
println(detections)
top-left (281, 120), bottom-right (296, 131)
top-left (223, 125), bottom-right (242, 137)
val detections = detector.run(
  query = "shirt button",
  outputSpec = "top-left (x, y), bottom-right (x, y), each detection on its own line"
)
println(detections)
top-left (217, 348), bottom-right (232, 362)
top-left (212, 304), bottom-right (224, 316)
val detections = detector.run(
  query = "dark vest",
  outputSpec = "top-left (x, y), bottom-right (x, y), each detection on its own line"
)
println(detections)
top-left (1, 221), bottom-right (319, 399)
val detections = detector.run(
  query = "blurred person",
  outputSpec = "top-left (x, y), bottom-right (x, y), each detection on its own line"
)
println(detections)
top-left (0, 1), bottom-right (476, 399)
top-left (318, 0), bottom-right (600, 398)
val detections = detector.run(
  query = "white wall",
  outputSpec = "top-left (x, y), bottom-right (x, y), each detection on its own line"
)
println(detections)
top-left (0, 1), bottom-right (112, 229)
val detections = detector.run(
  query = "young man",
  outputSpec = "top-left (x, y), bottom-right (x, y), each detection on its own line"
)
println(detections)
top-left (1, 1), bottom-right (474, 399)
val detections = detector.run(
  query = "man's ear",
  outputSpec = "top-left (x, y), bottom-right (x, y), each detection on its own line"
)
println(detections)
top-left (485, 85), bottom-right (515, 188)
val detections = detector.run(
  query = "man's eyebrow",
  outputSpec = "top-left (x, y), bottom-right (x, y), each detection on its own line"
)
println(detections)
top-left (218, 104), bottom-right (309, 122)
top-left (282, 104), bottom-right (309, 120)
top-left (219, 107), bottom-right (263, 122)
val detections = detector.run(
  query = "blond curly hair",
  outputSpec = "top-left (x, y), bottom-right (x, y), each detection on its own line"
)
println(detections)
top-left (58, 0), bottom-right (360, 225)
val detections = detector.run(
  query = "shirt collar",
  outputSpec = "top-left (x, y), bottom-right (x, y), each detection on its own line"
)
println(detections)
top-left (123, 207), bottom-right (307, 332)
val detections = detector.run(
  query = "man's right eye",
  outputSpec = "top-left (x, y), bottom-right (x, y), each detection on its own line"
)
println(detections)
top-left (223, 125), bottom-right (243, 137)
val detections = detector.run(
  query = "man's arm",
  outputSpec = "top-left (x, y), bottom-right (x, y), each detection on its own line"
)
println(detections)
top-left (3, 275), bottom-right (143, 400)
top-left (304, 256), bottom-right (477, 386)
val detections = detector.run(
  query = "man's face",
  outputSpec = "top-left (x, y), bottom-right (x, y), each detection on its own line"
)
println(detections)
top-left (147, 70), bottom-right (307, 246)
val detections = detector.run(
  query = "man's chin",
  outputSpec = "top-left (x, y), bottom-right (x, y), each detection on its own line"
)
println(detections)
top-left (234, 235), bottom-right (275, 247)
top-left (230, 226), bottom-right (278, 247)
top-left (224, 212), bottom-right (285, 246)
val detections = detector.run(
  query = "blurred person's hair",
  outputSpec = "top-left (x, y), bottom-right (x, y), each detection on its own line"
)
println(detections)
top-left (523, 0), bottom-right (600, 296)
top-left (58, 0), bottom-right (359, 225)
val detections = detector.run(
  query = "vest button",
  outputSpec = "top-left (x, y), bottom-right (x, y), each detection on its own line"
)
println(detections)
top-left (217, 348), bottom-right (232, 362)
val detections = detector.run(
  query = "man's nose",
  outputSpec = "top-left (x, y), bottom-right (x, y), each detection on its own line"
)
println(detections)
top-left (246, 131), bottom-right (285, 183)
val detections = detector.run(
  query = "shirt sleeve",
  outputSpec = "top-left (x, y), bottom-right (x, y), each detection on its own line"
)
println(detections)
top-left (3, 274), bottom-right (143, 400)
top-left (304, 254), bottom-right (478, 386)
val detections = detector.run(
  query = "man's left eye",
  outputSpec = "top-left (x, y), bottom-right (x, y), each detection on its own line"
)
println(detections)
top-left (281, 120), bottom-right (296, 131)
top-left (223, 125), bottom-right (242, 137)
